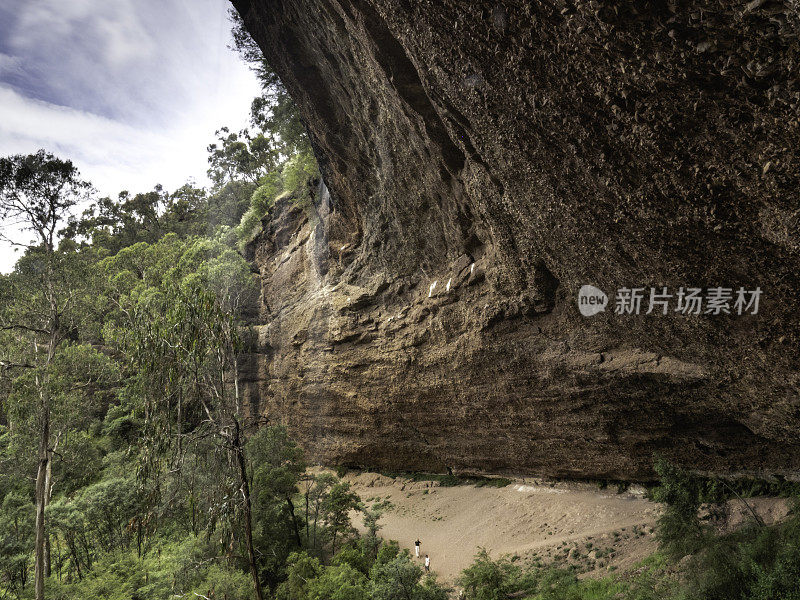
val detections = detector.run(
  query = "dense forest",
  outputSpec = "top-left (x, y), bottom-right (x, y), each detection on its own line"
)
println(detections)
top-left (2, 12), bottom-right (800, 600)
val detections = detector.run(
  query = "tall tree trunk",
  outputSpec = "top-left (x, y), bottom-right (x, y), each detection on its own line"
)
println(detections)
top-left (43, 449), bottom-right (52, 578)
top-left (313, 498), bottom-right (321, 551)
top-left (34, 327), bottom-right (56, 600)
top-left (305, 488), bottom-right (310, 545)
top-left (33, 390), bottom-right (50, 600)
top-left (43, 432), bottom-right (59, 578)
top-left (233, 419), bottom-right (264, 600)
top-left (286, 496), bottom-right (302, 547)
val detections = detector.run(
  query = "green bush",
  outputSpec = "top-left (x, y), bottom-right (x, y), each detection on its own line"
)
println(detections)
top-left (283, 148), bottom-right (319, 197)
top-left (306, 563), bottom-right (368, 600)
top-left (370, 550), bottom-right (448, 600)
top-left (682, 505), bottom-right (800, 600)
top-left (235, 147), bottom-right (319, 249)
top-left (650, 458), bottom-right (708, 560)
top-left (458, 548), bottom-right (525, 600)
top-left (648, 458), bottom-right (800, 600)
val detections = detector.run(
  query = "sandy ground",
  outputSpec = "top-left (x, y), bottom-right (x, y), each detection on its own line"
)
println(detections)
top-left (342, 472), bottom-right (662, 583)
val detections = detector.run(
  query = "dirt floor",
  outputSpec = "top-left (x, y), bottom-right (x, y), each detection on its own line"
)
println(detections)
top-left (342, 472), bottom-right (663, 583)
top-left (338, 470), bottom-right (792, 587)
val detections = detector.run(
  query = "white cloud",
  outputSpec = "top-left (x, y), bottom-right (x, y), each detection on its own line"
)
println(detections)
top-left (0, 0), bottom-right (263, 272)
top-left (0, 53), bottom-right (23, 77)
top-left (12, 0), bottom-right (156, 68)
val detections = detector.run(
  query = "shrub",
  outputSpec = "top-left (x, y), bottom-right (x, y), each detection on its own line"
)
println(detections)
top-left (683, 505), bottom-right (800, 600)
top-left (650, 458), bottom-right (708, 560)
top-left (458, 548), bottom-right (524, 600)
top-left (283, 148), bottom-right (319, 197)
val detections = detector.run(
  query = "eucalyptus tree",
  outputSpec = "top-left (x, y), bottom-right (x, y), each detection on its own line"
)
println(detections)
top-left (207, 127), bottom-right (280, 188)
top-left (0, 150), bottom-right (91, 600)
top-left (229, 9), bottom-right (310, 157)
top-left (104, 233), bottom-right (263, 598)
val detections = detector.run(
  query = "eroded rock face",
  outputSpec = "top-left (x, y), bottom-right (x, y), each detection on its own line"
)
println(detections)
top-left (233, 0), bottom-right (800, 479)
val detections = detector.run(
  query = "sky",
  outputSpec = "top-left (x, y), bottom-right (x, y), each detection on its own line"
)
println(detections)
top-left (0, 0), bottom-right (262, 271)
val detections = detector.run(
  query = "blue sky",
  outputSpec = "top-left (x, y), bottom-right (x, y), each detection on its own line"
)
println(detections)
top-left (0, 0), bottom-right (262, 270)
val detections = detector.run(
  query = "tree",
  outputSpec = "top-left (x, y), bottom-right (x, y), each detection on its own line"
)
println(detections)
top-left (370, 551), bottom-right (448, 600)
top-left (276, 551), bottom-right (323, 600)
top-left (305, 562), bottom-right (368, 600)
top-left (457, 549), bottom-right (523, 600)
top-left (0, 492), bottom-right (34, 595)
top-left (323, 482), bottom-right (360, 556)
top-left (651, 457), bottom-right (708, 560)
top-left (161, 183), bottom-right (208, 238)
top-left (304, 472), bottom-right (337, 554)
top-left (248, 426), bottom-right (306, 547)
top-left (362, 500), bottom-right (392, 561)
top-left (107, 234), bottom-right (263, 599)
top-left (0, 150), bottom-right (91, 600)
top-left (229, 9), bottom-right (310, 156)
top-left (207, 127), bottom-right (279, 188)
top-left (64, 186), bottom-right (168, 253)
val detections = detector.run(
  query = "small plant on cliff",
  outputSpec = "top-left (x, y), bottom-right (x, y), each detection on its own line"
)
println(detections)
top-left (283, 147), bottom-right (319, 198)
top-left (234, 147), bottom-right (320, 250)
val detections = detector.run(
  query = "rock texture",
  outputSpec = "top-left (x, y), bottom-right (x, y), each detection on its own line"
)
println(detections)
top-left (233, 0), bottom-right (800, 480)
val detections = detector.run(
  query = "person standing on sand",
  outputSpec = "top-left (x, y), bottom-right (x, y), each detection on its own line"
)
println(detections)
top-left (424, 554), bottom-right (430, 572)
top-left (415, 538), bottom-right (421, 558)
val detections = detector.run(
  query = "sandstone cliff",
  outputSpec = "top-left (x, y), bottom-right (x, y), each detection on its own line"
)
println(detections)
top-left (234, 0), bottom-right (800, 480)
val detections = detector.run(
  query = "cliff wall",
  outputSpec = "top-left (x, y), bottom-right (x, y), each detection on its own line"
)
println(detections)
top-left (234, 0), bottom-right (800, 479)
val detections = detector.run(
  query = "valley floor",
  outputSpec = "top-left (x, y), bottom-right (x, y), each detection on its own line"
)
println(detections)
top-left (342, 471), bottom-right (662, 583)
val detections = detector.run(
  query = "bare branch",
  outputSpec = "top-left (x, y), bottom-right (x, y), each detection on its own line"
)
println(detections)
top-left (0, 324), bottom-right (51, 335)
top-left (0, 360), bottom-right (35, 370)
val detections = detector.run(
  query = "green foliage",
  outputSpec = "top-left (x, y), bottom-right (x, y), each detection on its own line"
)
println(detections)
top-left (101, 402), bottom-right (141, 451)
top-left (48, 476), bottom-right (143, 569)
top-left (333, 544), bottom-right (371, 576)
top-left (283, 148), bottom-right (319, 198)
top-left (223, 21), bottom-right (320, 249)
top-left (528, 569), bottom-right (626, 600)
top-left (229, 10), bottom-right (310, 156)
top-left (198, 563), bottom-right (255, 600)
top-left (0, 149), bottom-right (91, 251)
top-left (250, 173), bottom-right (283, 216)
top-left (234, 147), bottom-right (319, 251)
top-left (41, 535), bottom-right (252, 600)
top-left (673, 506), bottom-right (800, 600)
top-left (248, 426), bottom-right (306, 579)
top-left (237, 172), bottom-right (284, 247)
top-left (324, 482), bottom-right (361, 555)
top-left (306, 563), bottom-right (368, 600)
top-left (66, 186), bottom-right (168, 253)
top-left (207, 127), bottom-right (279, 188)
top-left (454, 549), bottom-right (657, 600)
top-left (458, 548), bottom-right (525, 600)
top-left (362, 500), bottom-right (392, 560)
top-left (650, 458), bottom-right (708, 560)
top-left (0, 492), bottom-right (33, 595)
top-left (370, 550), bottom-right (448, 600)
top-left (277, 544), bottom-right (450, 600)
top-left (277, 551), bottom-right (323, 600)
top-left (0, 54), bottom-right (308, 599)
